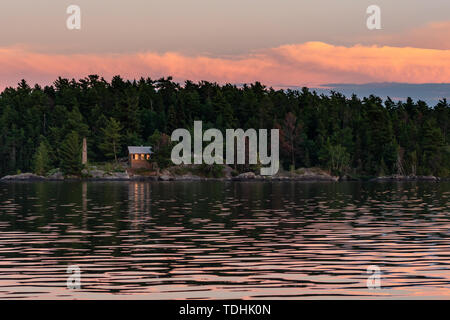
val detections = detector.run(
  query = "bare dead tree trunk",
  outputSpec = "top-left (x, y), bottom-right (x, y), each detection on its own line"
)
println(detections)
top-left (113, 141), bottom-right (118, 164)
top-left (82, 137), bottom-right (87, 165)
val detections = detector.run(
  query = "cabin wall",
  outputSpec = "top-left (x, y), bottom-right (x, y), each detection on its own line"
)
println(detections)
top-left (130, 159), bottom-right (152, 169)
top-left (129, 154), bottom-right (152, 169)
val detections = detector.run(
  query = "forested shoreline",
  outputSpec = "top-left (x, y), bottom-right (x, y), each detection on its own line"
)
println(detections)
top-left (0, 75), bottom-right (449, 178)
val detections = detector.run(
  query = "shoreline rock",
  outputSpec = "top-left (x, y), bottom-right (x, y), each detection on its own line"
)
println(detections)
top-left (370, 175), bottom-right (440, 182)
top-left (0, 173), bottom-right (47, 181)
top-left (158, 174), bottom-right (173, 181)
top-left (233, 172), bottom-right (256, 180)
top-left (271, 168), bottom-right (339, 182)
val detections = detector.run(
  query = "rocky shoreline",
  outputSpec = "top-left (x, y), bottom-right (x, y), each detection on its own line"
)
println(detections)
top-left (0, 170), bottom-right (444, 183)
top-left (369, 175), bottom-right (442, 182)
top-left (0, 167), bottom-right (339, 182)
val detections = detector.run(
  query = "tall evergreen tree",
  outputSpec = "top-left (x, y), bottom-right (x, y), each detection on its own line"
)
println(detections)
top-left (33, 138), bottom-right (52, 176)
top-left (60, 131), bottom-right (82, 175)
top-left (99, 117), bottom-right (123, 164)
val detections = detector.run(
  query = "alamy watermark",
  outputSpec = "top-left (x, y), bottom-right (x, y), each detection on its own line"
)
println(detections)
top-left (66, 5), bottom-right (81, 30)
top-left (366, 265), bottom-right (381, 289)
top-left (171, 121), bottom-right (279, 176)
top-left (66, 265), bottom-right (81, 289)
top-left (66, 5), bottom-right (381, 32)
top-left (366, 5), bottom-right (381, 30)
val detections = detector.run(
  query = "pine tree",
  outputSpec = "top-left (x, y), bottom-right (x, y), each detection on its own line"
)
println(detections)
top-left (280, 112), bottom-right (302, 170)
top-left (319, 140), bottom-right (350, 176)
top-left (166, 105), bottom-right (178, 133)
top-left (99, 117), bottom-right (123, 163)
top-left (421, 120), bottom-right (445, 175)
top-left (60, 131), bottom-right (82, 175)
top-left (33, 139), bottom-right (52, 176)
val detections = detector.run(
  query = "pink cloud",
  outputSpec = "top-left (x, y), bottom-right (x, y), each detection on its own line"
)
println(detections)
top-left (0, 41), bottom-right (449, 90)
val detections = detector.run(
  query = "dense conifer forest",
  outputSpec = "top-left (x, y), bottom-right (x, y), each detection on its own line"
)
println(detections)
top-left (0, 75), bottom-right (449, 177)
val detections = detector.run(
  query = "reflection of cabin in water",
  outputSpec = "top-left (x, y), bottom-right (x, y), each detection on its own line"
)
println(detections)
top-left (128, 146), bottom-right (153, 169)
top-left (128, 182), bottom-right (151, 218)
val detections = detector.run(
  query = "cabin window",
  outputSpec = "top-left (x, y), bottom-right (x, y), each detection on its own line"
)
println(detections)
top-left (130, 152), bottom-right (150, 161)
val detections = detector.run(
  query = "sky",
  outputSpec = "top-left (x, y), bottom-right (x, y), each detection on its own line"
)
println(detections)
top-left (0, 0), bottom-right (449, 103)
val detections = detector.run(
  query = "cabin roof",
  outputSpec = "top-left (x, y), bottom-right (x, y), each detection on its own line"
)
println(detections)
top-left (128, 146), bottom-right (153, 154)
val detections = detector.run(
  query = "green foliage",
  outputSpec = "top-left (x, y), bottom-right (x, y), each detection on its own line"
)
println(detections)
top-left (230, 169), bottom-right (239, 177)
top-left (47, 168), bottom-right (61, 176)
top-left (60, 131), bottom-right (82, 175)
top-left (420, 119), bottom-right (445, 176)
top-left (99, 117), bottom-right (123, 163)
top-left (279, 112), bottom-right (302, 170)
top-left (198, 163), bottom-right (224, 178)
top-left (319, 141), bottom-right (350, 176)
top-left (0, 76), bottom-right (448, 178)
top-left (102, 162), bottom-right (124, 174)
top-left (171, 164), bottom-right (225, 178)
top-left (148, 130), bottom-right (172, 169)
top-left (33, 138), bottom-right (52, 176)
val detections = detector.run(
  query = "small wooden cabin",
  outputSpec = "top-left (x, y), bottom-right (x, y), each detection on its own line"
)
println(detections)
top-left (128, 146), bottom-right (153, 169)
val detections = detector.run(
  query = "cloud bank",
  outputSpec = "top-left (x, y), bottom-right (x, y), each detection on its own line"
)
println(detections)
top-left (0, 41), bottom-right (450, 89)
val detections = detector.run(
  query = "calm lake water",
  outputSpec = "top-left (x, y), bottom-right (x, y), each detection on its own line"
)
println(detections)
top-left (0, 181), bottom-right (449, 299)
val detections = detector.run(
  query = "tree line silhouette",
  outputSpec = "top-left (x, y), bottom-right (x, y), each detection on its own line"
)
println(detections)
top-left (0, 75), bottom-right (448, 177)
